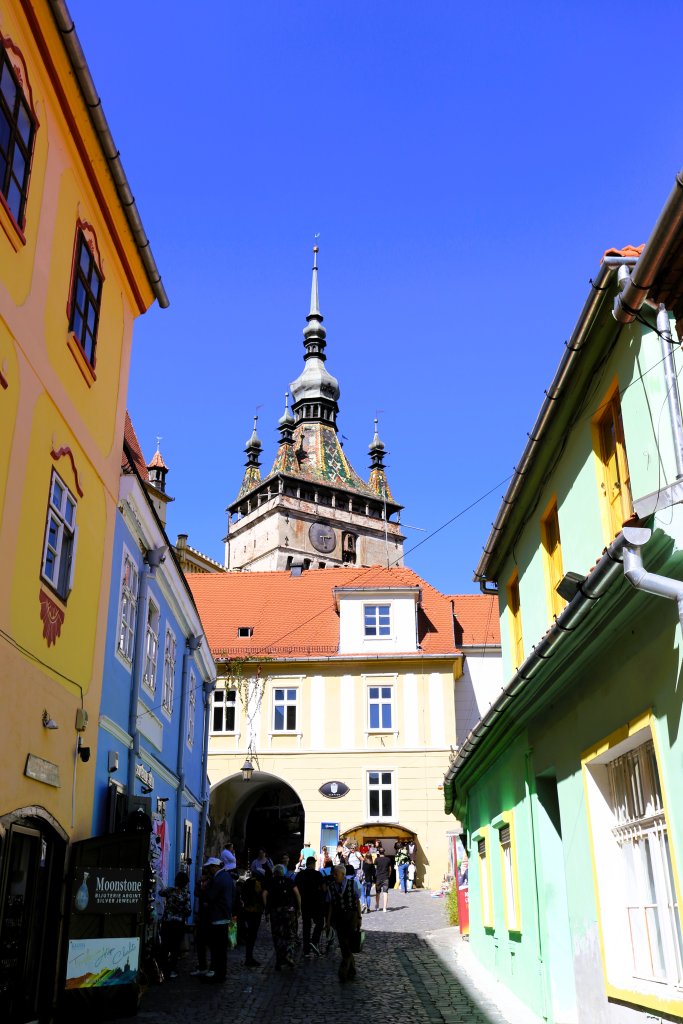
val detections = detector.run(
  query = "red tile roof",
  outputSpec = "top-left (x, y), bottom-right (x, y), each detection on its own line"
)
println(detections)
top-left (450, 593), bottom-right (500, 646)
top-left (123, 412), bottom-right (148, 478)
top-left (148, 449), bottom-right (168, 470)
top-left (601, 243), bottom-right (645, 262)
top-left (187, 565), bottom-right (487, 660)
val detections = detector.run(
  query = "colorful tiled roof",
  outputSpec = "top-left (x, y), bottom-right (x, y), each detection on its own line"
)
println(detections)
top-left (187, 565), bottom-right (475, 659)
top-left (123, 412), bottom-right (148, 478)
top-left (266, 422), bottom-right (378, 499)
top-left (450, 594), bottom-right (500, 646)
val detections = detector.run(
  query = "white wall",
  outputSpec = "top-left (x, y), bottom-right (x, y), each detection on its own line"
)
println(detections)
top-left (455, 651), bottom-right (504, 747)
top-left (338, 591), bottom-right (419, 653)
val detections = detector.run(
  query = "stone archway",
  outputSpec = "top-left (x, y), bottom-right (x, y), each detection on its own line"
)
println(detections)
top-left (207, 772), bottom-right (305, 868)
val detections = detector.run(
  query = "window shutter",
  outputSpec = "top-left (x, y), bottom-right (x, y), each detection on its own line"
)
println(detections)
top-left (499, 824), bottom-right (511, 846)
top-left (477, 838), bottom-right (486, 856)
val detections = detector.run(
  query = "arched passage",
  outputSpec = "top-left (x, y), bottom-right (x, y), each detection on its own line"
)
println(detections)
top-left (208, 772), bottom-right (305, 868)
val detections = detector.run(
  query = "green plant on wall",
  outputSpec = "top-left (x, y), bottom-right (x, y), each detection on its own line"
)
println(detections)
top-left (445, 881), bottom-right (459, 927)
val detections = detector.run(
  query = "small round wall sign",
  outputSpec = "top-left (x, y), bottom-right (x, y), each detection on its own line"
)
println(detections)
top-left (319, 780), bottom-right (349, 799)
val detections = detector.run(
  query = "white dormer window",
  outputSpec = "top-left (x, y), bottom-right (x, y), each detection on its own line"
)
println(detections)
top-left (364, 604), bottom-right (391, 637)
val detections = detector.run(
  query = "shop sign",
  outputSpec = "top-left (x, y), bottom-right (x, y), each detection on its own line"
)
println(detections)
top-left (73, 867), bottom-right (145, 915)
top-left (65, 937), bottom-right (140, 989)
top-left (135, 762), bottom-right (154, 790)
top-left (319, 780), bottom-right (349, 799)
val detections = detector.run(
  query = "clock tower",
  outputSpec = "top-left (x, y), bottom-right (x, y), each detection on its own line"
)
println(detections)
top-left (225, 248), bottom-right (405, 572)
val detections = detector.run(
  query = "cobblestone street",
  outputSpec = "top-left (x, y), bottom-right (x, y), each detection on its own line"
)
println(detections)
top-left (114, 891), bottom-right (538, 1024)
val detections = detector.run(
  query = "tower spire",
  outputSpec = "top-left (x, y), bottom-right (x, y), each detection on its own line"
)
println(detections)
top-left (309, 245), bottom-right (320, 317)
top-left (289, 244), bottom-right (340, 428)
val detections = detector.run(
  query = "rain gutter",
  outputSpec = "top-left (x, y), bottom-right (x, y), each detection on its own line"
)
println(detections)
top-left (48, 1), bottom-right (169, 308)
top-left (447, 532), bottom-right (627, 784)
top-left (474, 260), bottom-right (616, 589)
top-left (613, 169), bottom-right (683, 324)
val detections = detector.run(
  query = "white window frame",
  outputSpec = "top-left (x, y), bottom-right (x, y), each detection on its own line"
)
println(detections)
top-left (161, 625), bottom-right (176, 716)
top-left (584, 718), bottom-right (683, 1012)
top-left (472, 828), bottom-right (494, 929)
top-left (187, 668), bottom-right (196, 748)
top-left (116, 547), bottom-right (139, 663)
top-left (142, 598), bottom-right (160, 693)
top-left (211, 686), bottom-right (238, 734)
top-left (364, 603), bottom-right (391, 638)
top-left (272, 686), bottom-right (298, 733)
top-left (41, 469), bottom-right (77, 600)
top-left (367, 682), bottom-right (394, 731)
top-left (367, 768), bottom-right (396, 821)
top-left (493, 814), bottom-right (521, 933)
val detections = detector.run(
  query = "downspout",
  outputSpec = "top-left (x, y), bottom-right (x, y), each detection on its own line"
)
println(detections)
top-left (656, 305), bottom-right (683, 480)
top-left (176, 635), bottom-right (202, 873)
top-left (127, 546), bottom-right (166, 800)
top-left (197, 678), bottom-right (216, 870)
top-left (622, 526), bottom-right (683, 628)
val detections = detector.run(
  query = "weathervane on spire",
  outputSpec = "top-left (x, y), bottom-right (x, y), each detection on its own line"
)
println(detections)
top-left (155, 435), bottom-right (162, 453)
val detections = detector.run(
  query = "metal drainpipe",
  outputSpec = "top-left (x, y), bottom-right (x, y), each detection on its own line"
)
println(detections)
top-left (623, 526), bottom-right (683, 628)
top-left (176, 635), bottom-right (202, 874)
top-left (197, 678), bottom-right (216, 870)
top-left (127, 546), bottom-right (166, 800)
top-left (656, 305), bottom-right (683, 480)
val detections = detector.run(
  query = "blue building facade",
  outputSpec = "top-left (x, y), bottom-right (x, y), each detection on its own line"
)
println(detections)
top-left (93, 419), bottom-right (216, 902)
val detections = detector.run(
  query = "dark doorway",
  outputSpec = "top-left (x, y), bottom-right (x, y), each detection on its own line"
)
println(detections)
top-left (209, 775), bottom-right (305, 868)
top-left (0, 817), bottom-right (65, 1023)
top-left (240, 781), bottom-right (304, 866)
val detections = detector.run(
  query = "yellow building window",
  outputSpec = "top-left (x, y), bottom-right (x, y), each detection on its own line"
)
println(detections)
top-left (594, 387), bottom-right (633, 540)
top-left (507, 570), bottom-right (524, 669)
top-left (493, 812), bottom-right (522, 933)
top-left (541, 499), bottom-right (565, 620)
top-left (472, 827), bottom-right (494, 928)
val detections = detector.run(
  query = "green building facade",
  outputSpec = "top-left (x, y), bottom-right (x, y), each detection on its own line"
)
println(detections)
top-left (446, 181), bottom-right (683, 1024)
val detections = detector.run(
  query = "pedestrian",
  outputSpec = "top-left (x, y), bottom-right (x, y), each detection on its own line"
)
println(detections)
top-left (220, 842), bottom-right (237, 871)
top-left (298, 839), bottom-right (317, 868)
top-left (159, 871), bottom-right (191, 979)
top-left (263, 863), bottom-right (301, 969)
top-left (348, 844), bottom-right (362, 877)
top-left (329, 864), bottom-right (361, 982)
top-left (280, 853), bottom-right (297, 880)
top-left (250, 848), bottom-right (274, 879)
top-left (321, 850), bottom-right (334, 876)
top-left (238, 872), bottom-right (264, 967)
top-left (395, 842), bottom-right (411, 895)
top-left (202, 856), bottom-right (236, 984)
top-left (295, 856), bottom-right (327, 957)
top-left (360, 853), bottom-right (375, 913)
top-left (408, 861), bottom-right (416, 891)
top-left (333, 843), bottom-right (346, 866)
top-left (374, 847), bottom-right (392, 912)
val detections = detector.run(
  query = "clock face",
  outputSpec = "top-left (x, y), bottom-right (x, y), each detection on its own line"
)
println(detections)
top-left (309, 522), bottom-right (336, 554)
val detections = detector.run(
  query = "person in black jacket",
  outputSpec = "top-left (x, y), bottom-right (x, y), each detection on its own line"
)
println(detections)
top-left (295, 856), bottom-right (327, 956)
top-left (202, 857), bottom-right (236, 984)
top-left (374, 849), bottom-right (392, 912)
top-left (360, 854), bottom-right (376, 914)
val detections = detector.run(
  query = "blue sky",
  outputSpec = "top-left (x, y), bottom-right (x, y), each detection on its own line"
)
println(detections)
top-left (70, 1), bottom-right (683, 594)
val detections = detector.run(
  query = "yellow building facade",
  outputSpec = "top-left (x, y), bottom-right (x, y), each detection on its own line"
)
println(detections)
top-left (188, 567), bottom-right (502, 889)
top-left (0, 3), bottom-right (165, 1019)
